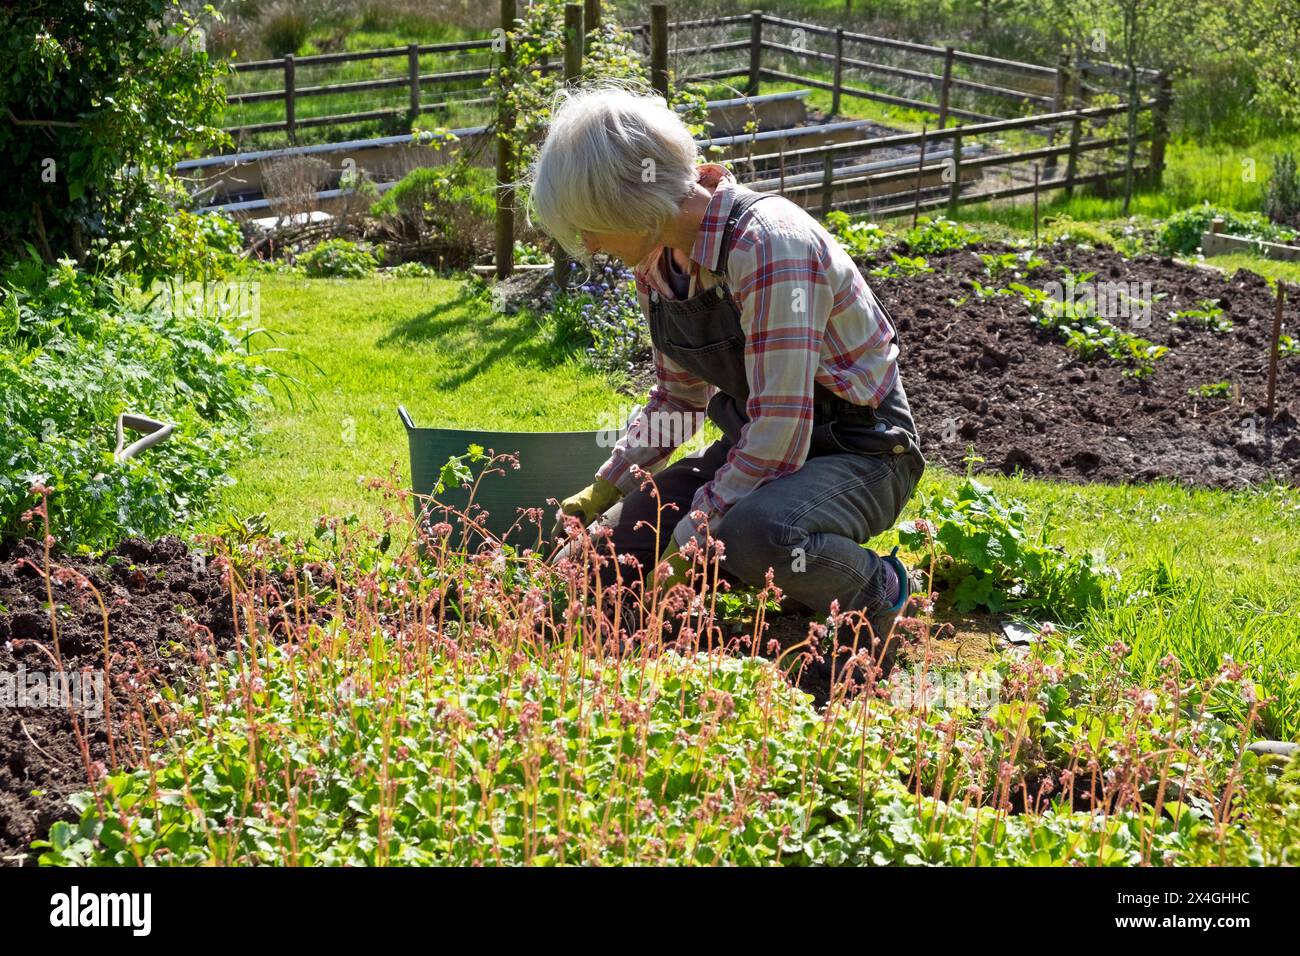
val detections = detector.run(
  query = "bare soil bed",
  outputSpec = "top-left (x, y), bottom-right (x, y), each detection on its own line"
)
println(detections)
top-left (871, 243), bottom-right (1298, 487)
top-left (514, 241), bottom-right (1297, 488)
top-left (0, 536), bottom-right (234, 865)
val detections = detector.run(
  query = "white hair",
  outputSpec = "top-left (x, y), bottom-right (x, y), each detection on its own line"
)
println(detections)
top-left (525, 82), bottom-right (699, 260)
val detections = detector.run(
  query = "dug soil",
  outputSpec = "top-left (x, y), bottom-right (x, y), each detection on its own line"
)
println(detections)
top-left (871, 243), bottom-right (1298, 487)
top-left (0, 536), bottom-right (234, 865)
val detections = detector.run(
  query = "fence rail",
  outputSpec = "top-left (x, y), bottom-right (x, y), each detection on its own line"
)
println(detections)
top-left (200, 5), bottom-right (1168, 282)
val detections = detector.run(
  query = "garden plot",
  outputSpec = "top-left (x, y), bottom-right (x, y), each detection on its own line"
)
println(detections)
top-left (0, 536), bottom-right (235, 863)
top-left (865, 244), bottom-right (1299, 487)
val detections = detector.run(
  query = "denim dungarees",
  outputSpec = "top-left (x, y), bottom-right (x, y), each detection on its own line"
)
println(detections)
top-left (576, 188), bottom-right (926, 623)
top-left (646, 188), bottom-right (926, 470)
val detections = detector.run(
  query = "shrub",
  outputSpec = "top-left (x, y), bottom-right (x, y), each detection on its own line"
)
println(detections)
top-left (1264, 152), bottom-right (1300, 228)
top-left (1156, 204), bottom-right (1293, 256)
top-left (298, 239), bottom-right (380, 278)
top-left (154, 210), bottom-right (245, 282)
top-left (0, 260), bottom-right (274, 549)
top-left (369, 160), bottom-right (495, 258)
top-left (0, 1), bottom-right (230, 281)
top-left (258, 1), bottom-right (310, 57)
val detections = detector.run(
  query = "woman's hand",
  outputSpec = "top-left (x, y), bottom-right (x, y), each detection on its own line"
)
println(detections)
top-left (551, 476), bottom-right (622, 539)
top-left (656, 540), bottom-right (692, 591)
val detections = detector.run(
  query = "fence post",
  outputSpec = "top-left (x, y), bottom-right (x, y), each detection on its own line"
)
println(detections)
top-left (650, 4), bottom-right (669, 100)
top-left (584, 0), bottom-right (601, 46)
top-left (554, 2), bottom-right (584, 289)
top-left (1044, 50), bottom-right (1068, 180)
top-left (911, 125), bottom-right (928, 228)
top-left (1064, 52), bottom-right (1084, 197)
top-left (937, 46), bottom-right (954, 129)
top-left (832, 28), bottom-right (844, 116)
top-left (1149, 71), bottom-right (1172, 189)
top-left (564, 4), bottom-right (584, 81)
top-left (821, 151), bottom-right (834, 215)
top-left (284, 54), bottom-right (296, 144)
top-left (777, 135), bottom-right (787, 196)
top-left (748, 10), bottom-right (762, 97)
top-left (948, 125), bottom-right (962, 217)
top-left (496, 0), bottom-right (517, 280)
top-left (408, 44), bottom-right (421, 126)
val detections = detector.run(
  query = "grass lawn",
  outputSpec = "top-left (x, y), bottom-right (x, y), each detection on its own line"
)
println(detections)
top-left (215, 272), bottom-right (1300, 737)
top-left (217, 273), bottom-right (617, 534)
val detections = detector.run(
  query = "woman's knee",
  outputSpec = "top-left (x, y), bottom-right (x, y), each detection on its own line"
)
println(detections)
top-left (714, 499), bottom-right (795, 585)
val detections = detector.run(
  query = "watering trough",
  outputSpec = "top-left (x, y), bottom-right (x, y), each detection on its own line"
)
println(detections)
top-left (398, 406), bottom-right (621, 544)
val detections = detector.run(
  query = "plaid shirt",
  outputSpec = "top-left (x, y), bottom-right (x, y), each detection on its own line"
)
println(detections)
top-left (595, 164), bottom-right (901, 548)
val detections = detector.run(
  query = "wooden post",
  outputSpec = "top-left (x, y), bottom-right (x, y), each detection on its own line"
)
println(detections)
top-left (1032, 163), bottom-right (1040, 249)
top-left (748, 10), bottom-right (762, 97)
top-left (1045, 51), bottom-right (1068, 180)
top-left (584, 0), bottom-right (601, 42)
top-left (911, 124), bottom-right (928, 228)
top-left (563, 3), bottom-right (583, 80)
top-left (937, 47), bottom-right (954, 130)
top-left (821, 152), bottom-right (834, 215)
top-left (650, 4), bottom-right (669, 100)
top-left (408, 44), bottom-right (421, 126)
top-left (496, 0), bottom-right (517, 280)
top-left (777, 135), bottom-right (787, 196)
top-left (1064, 53), bottom-right (1083, 198)
top-left (284, 54), bottom-right (296, 144)
top-left (832, 28), bottom-right (844, 117)
top-left (948, 125), bottom-right (962, 217)
top-left (554, 2), bottom-right (584, 289)
top-left (1149, 71), bottom-right (1173, 188)
top-left (1267, 283), bottom-right (1285, 420)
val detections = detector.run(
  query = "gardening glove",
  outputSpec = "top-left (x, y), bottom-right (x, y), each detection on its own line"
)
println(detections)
top-left (656, 539), bottom-right (693, 591)
top-left (552, 476), bottom-right (622, 539)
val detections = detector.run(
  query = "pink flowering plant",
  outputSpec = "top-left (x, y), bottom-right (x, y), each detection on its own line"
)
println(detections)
top-left (24, 456), bottom-right (1300, 866)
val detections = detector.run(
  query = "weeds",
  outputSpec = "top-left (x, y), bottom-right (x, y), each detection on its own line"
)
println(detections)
top-left (1170, 299), bottom-right (1232, 333)
top-left (897, 471), bottom-right (1111, 623)
top-left (0, 260), bottom-right (276, 549)
top-left (1010, 281), bottom-right (1168, 378)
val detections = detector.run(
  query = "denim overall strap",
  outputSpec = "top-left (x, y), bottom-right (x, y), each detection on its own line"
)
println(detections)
top-left (646, 190), bottom-right (776, 439)
top-left (647, 189), bottom-right (923, 464)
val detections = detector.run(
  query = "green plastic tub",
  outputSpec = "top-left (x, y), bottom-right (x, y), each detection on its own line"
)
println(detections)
top-left (399, 406), bottom-right (620, 544)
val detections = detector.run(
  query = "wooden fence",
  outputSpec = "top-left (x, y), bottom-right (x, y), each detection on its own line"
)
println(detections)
top-left (222, 38), bottom-right (499, 141)
top-left (208, 5), bottom-right (1169, 281)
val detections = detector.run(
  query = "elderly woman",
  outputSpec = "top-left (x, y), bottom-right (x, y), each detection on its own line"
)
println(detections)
top-left (529, 84), bottom-right (926, 662)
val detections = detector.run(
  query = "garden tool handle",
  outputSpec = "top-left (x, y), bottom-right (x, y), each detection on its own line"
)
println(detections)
top-left (114, 413), bottom-right (176, 464)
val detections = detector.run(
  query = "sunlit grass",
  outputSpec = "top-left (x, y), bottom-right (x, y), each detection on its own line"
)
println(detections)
top-left (217, 272), bottom-right (616, 534)
top-left (216, 272), bottom-right (1300, 736)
